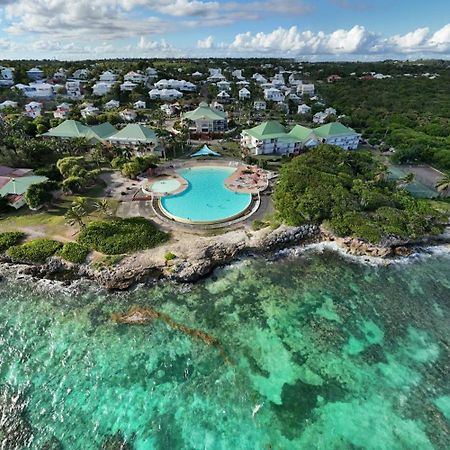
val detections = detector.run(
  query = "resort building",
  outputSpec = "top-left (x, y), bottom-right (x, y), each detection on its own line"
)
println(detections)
top-left (207, 69), bottom-right (226, 82)
top-left (241, 121), bottom-right (359, 155)
top-left (106, 124), bottom-right (159, 150)
top-left (313, 107), bottom-right (337, 124)
top-left (53, 68), bottom-right (67, 82)
top-left (182, 102), bottom-right (228, 135)
top-left (81, 105), bottom-right (100, 118)
top-left (119, 109), bottom-right (137, 122)
top-left (0, 166), bottom-right (48, 209)
top-left (145, 67), bottom-right (158, 79)
top-left (154, 79), bottom-right (196, 92)
top-left (41, 120), bottom-right (117, 144)
top-left (253, 100), bottom-right (267, 111)
top-left (232, 69), bottom-right (245, 80)
top-left (160, 103), bottom-right (180, 116)
top-left (71, 69), bottom-right (89, 80)
top-left (99, 71), bottom-right (117, 82)
top-left (216, 80), bottom-right (231, 91)
top-left (216, 91), bottom-right (231, 103)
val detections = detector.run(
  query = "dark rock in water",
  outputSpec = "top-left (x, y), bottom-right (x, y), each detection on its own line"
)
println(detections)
top-left (41, 436), bottom-right (63, 450)
top-left (101, 432), bottom-right (133, 450)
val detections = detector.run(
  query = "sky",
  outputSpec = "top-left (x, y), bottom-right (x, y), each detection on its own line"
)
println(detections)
top-left (0, 0), bottom-right (449, 60)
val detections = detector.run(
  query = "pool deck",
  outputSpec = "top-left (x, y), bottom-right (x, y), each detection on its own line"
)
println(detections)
top-left (141, 160), bottom-right (270, 197)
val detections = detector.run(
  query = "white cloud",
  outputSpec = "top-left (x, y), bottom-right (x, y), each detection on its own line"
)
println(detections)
top-left (197, 35), bottom-right (214, 49)
top-left (137, 36), bottom-right (172, 50)
top-left (228, 24), bottom-right (450, 57)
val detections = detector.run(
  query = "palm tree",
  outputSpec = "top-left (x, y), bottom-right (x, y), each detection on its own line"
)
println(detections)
top-left (65, 204), bottom-right (89, 231)
top-left (397, 172), bottom-right (415, 188)
top-left (94, 199), bottom-right (112, 217)
top-left (435, 174), bottom-right (450, 197)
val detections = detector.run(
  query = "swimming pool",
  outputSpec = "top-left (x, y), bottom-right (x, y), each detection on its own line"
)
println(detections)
top-left (150, 178), bottom-right (181, 194)
top-left (160, 167), bottom-right (252, 223)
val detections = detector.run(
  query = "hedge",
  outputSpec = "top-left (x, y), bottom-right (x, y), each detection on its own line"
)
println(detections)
top-left (57, 242), bottom-right (90, 264)
top-left (7, 239), bottom-right (63, 263)
top-left (78, 217), bottom-right (169, 255)
top-left (0, 232), bottom-right (25, 252)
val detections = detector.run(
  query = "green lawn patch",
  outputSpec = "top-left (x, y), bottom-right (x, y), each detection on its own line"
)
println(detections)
top-left (78, 217), bottom-right (169, 255)
top-left (7, 239), bottom-right (63, 263)
top-left (0, 232), bottom-right (26, 252)
top-left (57, 242), bottom-right (90, 264)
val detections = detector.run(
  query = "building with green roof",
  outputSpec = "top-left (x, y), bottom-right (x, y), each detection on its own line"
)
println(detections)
top-left (241, 121), bottom-right (359, 155)
top-left (41, 120), bottom-right (117, 143)
top-left (0, 175), bottom-right (48, 209)
top-left (182, 102), bottom-right (227, 134)
top-left (107, 124), bottom-right (159, 149)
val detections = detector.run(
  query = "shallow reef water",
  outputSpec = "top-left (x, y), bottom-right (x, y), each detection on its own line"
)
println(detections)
top-left (0, 249), bottom-right (449, 449)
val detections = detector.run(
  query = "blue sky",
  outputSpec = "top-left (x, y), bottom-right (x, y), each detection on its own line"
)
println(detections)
top-left (0, 0), bottom-right (449, 60)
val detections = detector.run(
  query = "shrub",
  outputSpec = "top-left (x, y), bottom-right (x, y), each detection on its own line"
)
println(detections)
top-left (0, 232), bottom-right (25, 252)
top-left (24, 181), bottom-right (54, 209)
top-left (78, 217), bottom-right (169, 255)
top-left (57, 242), bottom-right (90, 264)
top-left (7, 239), bottom-right (63, 263)
top-left (164, 251), bottom-right (176, 261)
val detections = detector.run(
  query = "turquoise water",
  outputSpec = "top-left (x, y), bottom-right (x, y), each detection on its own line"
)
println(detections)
top-left (151, 179), bottom-right (181, 194)
top-left (0, 249), bottom-right (449, 449)
top-left (160, 167), bottom-right (252, 222)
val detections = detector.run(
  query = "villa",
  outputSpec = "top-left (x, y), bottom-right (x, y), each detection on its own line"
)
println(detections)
top-left (154, 79), bottom-right (196, 92)
top-left (0, 66), bottom-right (15, 87)
top-left (145, 67), bottom-right (158, 79)
top-left (26, 67), bottom-right (44, 81)
top-left (298, 104), bottom-right (311, 115)
top-left (207, 69), bottom-right (226, 82)
top-left (149, 88), bottom-right (183, 101)
top-left (313, 107), bottom-right (337, 124)
top-left (0, 166), bottom-right (48, 209)
top-left (182, 102), bottom-right (228, 135)
top-left (216, 80), bottom-right (231, 91)
top-left (241, 120), bottom-right (360, 155)
top-left (0, 100), bottom-right (18, 110)
top-left (124, 71), bottom-right (146, 84)
top-left (65, 80), bottom-right (83, 99)
top-left (99, 71), bottom-right (117, 82)
top-left (134, 100), bottom-right (146, 109)
top-left (53, 103), bottom-right (71, 119)
top-left (253, 100), bottom-right (267, 111)
top-left (92, 82), bottom-right (114, 96)
top-left (264, 87), bottom-right (285, 102)
top-left (71, 69), bottom-right (89, 80)
top-left (81, 105), bottom-right (100, 118)
top-left (24, 102), bottom-right (43, 118)
top-left (239, 88), bottom-right (251, 100)
top-left (120, 109), bottom-right (137, 122)
top-left (14, 82), bottom-right (55, 99)
top-left (105, 100), bottom-right (120, 110)
top-left (53, 68), bottom-right (67, 82)
top-left (299, 83), bottom-right (315, 96)
top-left (216, 91), bottom-right (231, 103)
top-left (120, 81), bottom-right (138, 92)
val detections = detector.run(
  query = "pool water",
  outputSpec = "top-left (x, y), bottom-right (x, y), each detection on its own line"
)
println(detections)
top-left (160, 167), bottom-right (252, 223)
top-left (151, 179), bottom-right (181, 194)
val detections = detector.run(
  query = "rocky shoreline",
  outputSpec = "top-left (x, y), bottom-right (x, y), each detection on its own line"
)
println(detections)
top-left (0, 224), bottom-right (449, 291)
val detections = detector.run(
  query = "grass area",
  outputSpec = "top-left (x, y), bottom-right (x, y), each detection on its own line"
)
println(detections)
top-left (209, 141), bottom-right (242, 158)
top-left (425, 199), bottom-right (450, 214)
top-left (78, 217), bottom-right (169, 255)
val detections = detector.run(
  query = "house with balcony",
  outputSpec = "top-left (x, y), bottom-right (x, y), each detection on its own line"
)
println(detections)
top-left (253, 100), bottom-right (266, 111)
top-left (154, 79), bottom-right (196, 92)
top-left (81, 105), bottom-right (99, 118)
top-left (53, 68), bottom-right (67, 82)
top-left (14, 82), bottom-right (55, 99)
top-left (298, 104), bottom-right (311, 115)
top-left (216, 80), bottom-right (231, 91)
top-left (216, 90), bottom-right (231, 103)
top-left (120, 81), bottom-right (138, 92)
top-left (99, 71), bottom-right (117, 82)
top-left (232, 69), bottom-right (245, 80)
top-left (65, 80), bottom-right (83, 99)
top-left (182, 102), bottom-right (228, 135)
top-left (239, 88), bottom-right (251, 100)
top-left (24, 102), bottom-right (43, 118)
top-left (207, 69), bottom-right (226, 82)
top-left (241, 120), bottom-right (358, 155)
top-left (92, 82), bottom-right (113, 96)
top-left (145, 67), bottom-right (158, 79)
top-left (298, 83), bottom-right (315, 96)
top-left (71, 69), bottom-right (89, 80)
top-left (313, 107), bottom-right (337, 124)
top-left (313, 122), bottom-right (360, 150)
top-left (124, 71), bottom-right (146, 84)
top-left (264, 87), bottom-right (285, 102)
